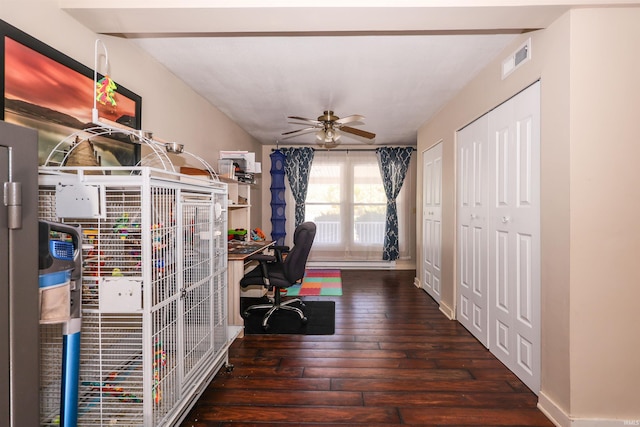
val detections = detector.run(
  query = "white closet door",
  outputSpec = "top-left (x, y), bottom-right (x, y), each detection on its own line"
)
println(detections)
top-left (456, 116), bottom-right (489, 347)
top-left (422, 143), bottom-right (442, 302)
top-left (487, 82), bottom-right (540, 392)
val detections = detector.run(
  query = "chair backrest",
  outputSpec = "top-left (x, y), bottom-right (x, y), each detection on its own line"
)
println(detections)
top-left (282, 222), bottom-right (316, 283)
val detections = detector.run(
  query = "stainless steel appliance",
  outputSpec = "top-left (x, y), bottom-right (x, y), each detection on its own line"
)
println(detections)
top-left (0, 120), bottom-right (40, 426)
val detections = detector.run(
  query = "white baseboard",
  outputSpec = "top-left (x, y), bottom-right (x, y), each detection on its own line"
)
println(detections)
top-left (439, 301), bottom-right (455, 320)
top-left (538, 391), bottom-right (639, 427)
top-left (306, 261), bottom-right (396, 269)
top-left (414, 280), bottom-right (454, 320)
top-left (538, 391), bottom-right (568, 427)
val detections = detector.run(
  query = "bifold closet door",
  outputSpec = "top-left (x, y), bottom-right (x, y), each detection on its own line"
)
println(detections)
top-left (456, 82), bottom-right (540, 393)
top-left (487, 82), bottom-right (540, 393)
top-left (422, 143), bottom-right (443, 303)
top-left (456, 115), bottom-right (489, 347)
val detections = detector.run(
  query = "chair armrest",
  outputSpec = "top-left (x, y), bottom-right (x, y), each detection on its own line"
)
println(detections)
top-left (245, 253), bottom-right (277, 263)
top-left (272, 245), bottom-right (290, 253)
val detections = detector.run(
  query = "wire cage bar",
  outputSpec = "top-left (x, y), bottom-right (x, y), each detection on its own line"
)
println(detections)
top-left (38, 166), bottom-right (228, 426)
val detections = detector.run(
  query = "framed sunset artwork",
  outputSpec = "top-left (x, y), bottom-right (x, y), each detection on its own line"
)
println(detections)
top-left (1, 20), bottom-right (142, 166)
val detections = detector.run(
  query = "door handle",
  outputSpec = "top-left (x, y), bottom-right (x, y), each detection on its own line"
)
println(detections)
top-left (501, 216), bottom-right (510, 224)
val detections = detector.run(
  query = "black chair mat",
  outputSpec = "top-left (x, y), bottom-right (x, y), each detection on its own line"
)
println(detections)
top-left (241, 297), bottom-right (335, 335)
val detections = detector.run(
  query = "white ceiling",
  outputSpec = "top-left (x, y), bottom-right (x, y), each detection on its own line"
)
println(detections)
top-left (60, 1), bottom-right (638, 147)
top-left (131, 34), bottom-right (518, 146)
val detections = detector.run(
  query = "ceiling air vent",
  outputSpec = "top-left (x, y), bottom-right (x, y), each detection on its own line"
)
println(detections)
top-left (502, 38), bottom-right (531, 79)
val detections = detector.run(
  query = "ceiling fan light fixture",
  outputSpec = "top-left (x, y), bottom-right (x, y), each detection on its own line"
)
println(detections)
top-left (316, 128), bottom-right (339, 143)
top-left (325, 128), bottom-right (335, 140)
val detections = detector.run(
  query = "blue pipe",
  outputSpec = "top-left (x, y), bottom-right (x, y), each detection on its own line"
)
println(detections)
top-left (60, 322), bottom-right (81, 427)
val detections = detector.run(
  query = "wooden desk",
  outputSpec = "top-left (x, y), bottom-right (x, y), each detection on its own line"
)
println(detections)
top-left (228, 240), bottom-right (275, 262)
top-left (227, 240), bottom-right (274, 338)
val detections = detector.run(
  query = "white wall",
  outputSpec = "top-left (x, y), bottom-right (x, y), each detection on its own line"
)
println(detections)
top-left (567, 7), bottom-right (640, 419)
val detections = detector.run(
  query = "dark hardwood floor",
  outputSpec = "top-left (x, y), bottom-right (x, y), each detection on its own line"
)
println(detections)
top-left (181, 270), bottom-right (554, 427)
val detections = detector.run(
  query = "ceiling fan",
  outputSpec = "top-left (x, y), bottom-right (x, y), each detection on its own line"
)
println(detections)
top-left (282, 110), bottom-right (376, 149)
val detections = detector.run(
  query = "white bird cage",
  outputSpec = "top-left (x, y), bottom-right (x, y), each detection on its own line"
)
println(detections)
top-left (38, 164), bottom-right (229, 426)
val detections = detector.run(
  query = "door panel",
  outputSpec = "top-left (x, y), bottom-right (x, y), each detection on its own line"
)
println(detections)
top-left (517, 233), bottom-right (534, 326)
top-left (488, 82), bottom-right (540, 393)
top-left (422, 143), bottom-right (442, 302)
top-left (456, 115), bottom-right (489, 347)
top-left (432, 218), bottom-right (441, 296)
top-left (496, 126), bottom-right (510, 207)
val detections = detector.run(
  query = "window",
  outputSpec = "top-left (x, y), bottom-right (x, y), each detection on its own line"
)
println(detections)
top-left (284, 149), bottom-right (414, 262)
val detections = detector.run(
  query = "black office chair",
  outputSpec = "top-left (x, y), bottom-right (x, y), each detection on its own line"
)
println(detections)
top-left (240, 221), bottom-right (316, 330)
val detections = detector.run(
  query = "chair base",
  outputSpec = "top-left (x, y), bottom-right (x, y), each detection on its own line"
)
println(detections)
top-left (243, 289), bottom-right (307, 330)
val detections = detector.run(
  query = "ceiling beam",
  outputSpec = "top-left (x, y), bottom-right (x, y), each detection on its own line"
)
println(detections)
top-left (58, 1), bottom-right (588, 35)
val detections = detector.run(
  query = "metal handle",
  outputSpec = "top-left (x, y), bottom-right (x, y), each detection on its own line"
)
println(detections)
top-left (501, 216), bottom-right (510, 224)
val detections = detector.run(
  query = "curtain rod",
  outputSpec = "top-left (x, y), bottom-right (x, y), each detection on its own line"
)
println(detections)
top-left (273, 148), bottom-right (378, 152)
top-left (271, 147), bottom-right (414, 152)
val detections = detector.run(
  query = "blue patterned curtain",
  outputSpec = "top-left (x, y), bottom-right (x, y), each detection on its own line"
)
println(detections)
top-left (375, 147), bottom-right (415, 260)
top-left (281, 147), bottom-right (315, 227)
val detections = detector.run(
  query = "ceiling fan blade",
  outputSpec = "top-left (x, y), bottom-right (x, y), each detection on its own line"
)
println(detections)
top-left (287, 116), bottom-right (320, 125)
top-left (341, 126), bottom-right (376, 139)
top-left (282, 127), bottom-right (317, 136)
top-left (281, 128), bottom-right (319, 140)
top-left (288, 122), bottom-right (324, 130)
top-left (335, 114), bottom-right (364, 125)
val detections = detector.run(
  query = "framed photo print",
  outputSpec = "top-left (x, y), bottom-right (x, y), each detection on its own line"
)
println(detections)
top-left (1, 20), bottom-right (142, 166)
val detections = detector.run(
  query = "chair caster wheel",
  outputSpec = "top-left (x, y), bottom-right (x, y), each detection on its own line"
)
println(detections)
top-left (301, 316), bottom-right (308, 324)
top-left (242, 311), bottom-right (250, 318)
top-left (262, 323), bottom-right (271, 331)
top-left (225, 363), bottom-right (234, 372)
